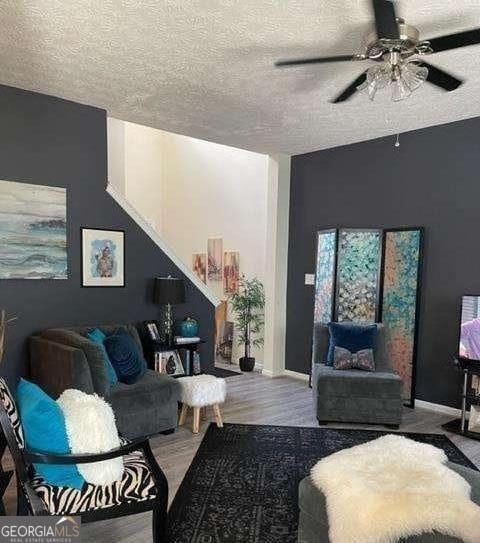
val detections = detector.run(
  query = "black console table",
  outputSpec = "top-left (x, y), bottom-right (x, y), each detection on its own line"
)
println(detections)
top-left (442, 357), bottom-right (480, 441)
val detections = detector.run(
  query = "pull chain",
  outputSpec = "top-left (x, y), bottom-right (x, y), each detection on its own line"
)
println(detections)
top-left (394, 133), bottom-right (400, 148)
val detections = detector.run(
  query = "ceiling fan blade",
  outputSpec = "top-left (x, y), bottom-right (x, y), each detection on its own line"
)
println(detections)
top-left (331, 71), bottom-right (368, 103)
top-left (417, 61), bottom-right (463, 91)
top-left (427, 28), bottom-right (480, 53)
top-left (275, 55), bottom-right (356, 67)
top-left (371, 0), bottom-right (399, 39)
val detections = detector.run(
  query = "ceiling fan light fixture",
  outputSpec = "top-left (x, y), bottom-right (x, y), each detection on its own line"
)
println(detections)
top-left (357, 60), bottom-right (429, 102)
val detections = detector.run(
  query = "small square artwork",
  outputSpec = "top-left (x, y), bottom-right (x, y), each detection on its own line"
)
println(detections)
top-left (224, 251), bottom-right (240, 294)
top-left (0, 179), bottom-right (67, 279)
top-left (207, 237), bottom-right (223, 282)
top-left (192, 253), bottom-right (207, 283)
top-left (81, 228), bottom-right (125, 287)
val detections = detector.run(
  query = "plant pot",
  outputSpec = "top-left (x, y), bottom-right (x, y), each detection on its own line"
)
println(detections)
top-left (239, 356), bottom-right (255, 372)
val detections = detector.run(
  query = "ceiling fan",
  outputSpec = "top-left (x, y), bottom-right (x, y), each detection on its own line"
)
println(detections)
top-left (274, 0), bottom-right (480, 102)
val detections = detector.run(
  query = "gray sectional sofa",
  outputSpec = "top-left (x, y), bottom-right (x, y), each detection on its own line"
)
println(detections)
top-left (312, 323), bottom-right (403, 427)
top-left (28, 323), bottom-right (180, 439)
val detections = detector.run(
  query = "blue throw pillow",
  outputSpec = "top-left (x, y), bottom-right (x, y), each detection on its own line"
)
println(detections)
top-left (326, 322), bottom-right (377, 366)
top-left (15, 379), bottom-right (85, 489)
top-left (104, 329), bottom-right (147, 384)
top-left (87, 328), bottom-right (118, 386)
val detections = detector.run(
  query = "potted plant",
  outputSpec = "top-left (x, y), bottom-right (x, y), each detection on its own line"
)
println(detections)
top-left (230, 276), bottom-right (265, 371)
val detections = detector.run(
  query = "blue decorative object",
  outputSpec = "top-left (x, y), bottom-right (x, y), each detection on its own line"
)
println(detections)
top-left (180, 317), bottom-right (199, 338)
top-left (104, 329), bottom-right (147, 384)
top-left (327, 322), bottom-right (377, 366)
top-left (15, 378), bottom-right (85, 489)
top-left (87, 328), bottom-right (118, 386)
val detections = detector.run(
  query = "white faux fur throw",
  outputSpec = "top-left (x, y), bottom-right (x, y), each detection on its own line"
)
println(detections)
top-left (57, 389), bottom-right (124, 486)
top-left (311, 435), bottom-right (480, 543)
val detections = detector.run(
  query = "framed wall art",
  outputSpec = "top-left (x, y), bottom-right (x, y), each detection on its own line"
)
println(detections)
top-left (335, 229), bottom-right (382, 323)
top-left (81, 227), bottom-right (125, 287)
top-left (380, 227), bottom-right (423, 406)
top-left (0, 179), bottom-right (67, 279)
top-left (313, 229), bottom-right (337, 325)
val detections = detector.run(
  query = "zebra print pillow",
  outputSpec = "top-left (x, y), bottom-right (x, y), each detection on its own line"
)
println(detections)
top-left (0, 377), bottom-right (25, 449)
top-left (31, 449), bottom-right (157, 515)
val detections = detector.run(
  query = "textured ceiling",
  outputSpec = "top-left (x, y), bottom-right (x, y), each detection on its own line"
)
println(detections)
top-left (1, 1), bottom-right (480, 155)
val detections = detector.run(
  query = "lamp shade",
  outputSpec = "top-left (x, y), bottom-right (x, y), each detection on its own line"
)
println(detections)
top-left (154, 277), bottom-right (185, 305)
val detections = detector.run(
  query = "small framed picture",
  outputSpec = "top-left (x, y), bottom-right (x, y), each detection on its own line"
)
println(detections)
top-left (144, 320), bottom-right (161, 341)
top-left (159, 350), bottom-right (185, 376)
top-left (81, 228), bottom-right (125, 287)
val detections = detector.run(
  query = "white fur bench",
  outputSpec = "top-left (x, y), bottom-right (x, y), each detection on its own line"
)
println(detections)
top-left (178, 375), bottom-right (226, 434)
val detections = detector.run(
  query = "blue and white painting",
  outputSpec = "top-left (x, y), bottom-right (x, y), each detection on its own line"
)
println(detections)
top-left (0, 180), bottom-right (67, 279)
top-left (81, 228), bottom-right (124, 287)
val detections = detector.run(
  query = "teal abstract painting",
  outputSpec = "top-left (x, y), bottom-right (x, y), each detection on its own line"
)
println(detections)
top-left (336, 229), bottom-right (381, 322)
top-left (314, 230), bottom-right (337, 324)
top-left (0, 180), bottom-right (67, 279)
top-left (382, 229), bottom-right (422, 402)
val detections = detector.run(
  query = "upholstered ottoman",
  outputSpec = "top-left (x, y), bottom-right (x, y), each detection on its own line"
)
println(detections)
top-left (178, 375), bottom-right (226, 434)
top-left (298, 462), bottom-right (480, 543)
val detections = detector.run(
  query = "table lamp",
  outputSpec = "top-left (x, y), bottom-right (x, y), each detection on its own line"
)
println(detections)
top-left (154, 276), bottom-right (185, 345)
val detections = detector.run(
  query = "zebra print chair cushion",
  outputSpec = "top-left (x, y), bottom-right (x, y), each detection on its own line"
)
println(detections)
top-left (0, 377), bottom-right (25, 449)
top-left (31, 448), bottom-right (157, 515)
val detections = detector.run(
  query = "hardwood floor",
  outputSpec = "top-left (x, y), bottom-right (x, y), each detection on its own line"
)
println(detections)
top-left (4, 371), bottom-right (480, 542)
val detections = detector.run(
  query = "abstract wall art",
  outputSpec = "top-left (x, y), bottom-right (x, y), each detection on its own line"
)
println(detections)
top-left (0, 179), bottom-right (67, 279)
top-left (335, 229), bottom-right (382, 323)
top-left (81, 227), bottom-right (125, 287)
top-left (313, 229), bottom-right (337, 324)
top-left (207, 237), bottom-right (223, 282)
top-left (380, 228), bottom-right (423, 405)
top-left (223, 251), bottom-right (240, 294)
top-left (192, 253), bottom-right (207, 283)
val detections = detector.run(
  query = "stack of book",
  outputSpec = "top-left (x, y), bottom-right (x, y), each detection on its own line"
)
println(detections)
top-left (175, 336), bottom-right (201, 345)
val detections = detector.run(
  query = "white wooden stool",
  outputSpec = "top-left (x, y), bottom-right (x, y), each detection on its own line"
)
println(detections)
top-left (178, 375), bottom-right (226, 434)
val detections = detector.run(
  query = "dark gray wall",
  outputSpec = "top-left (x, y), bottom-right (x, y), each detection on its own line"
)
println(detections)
top-left (287, 116), bottom-right (480, 408)
top-left (0, 85), bottom-right (214, 385)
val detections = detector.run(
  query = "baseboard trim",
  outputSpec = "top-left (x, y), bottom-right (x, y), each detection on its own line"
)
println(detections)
top-left (415, 399), bottom-right (461, 418)
top-left (283, 369), bottom-right (310, 382)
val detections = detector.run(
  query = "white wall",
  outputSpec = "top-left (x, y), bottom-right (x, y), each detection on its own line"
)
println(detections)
top-left (107, 118), bottom-right (270, 365)
top-left (161, 134), bottom-right (269, 364)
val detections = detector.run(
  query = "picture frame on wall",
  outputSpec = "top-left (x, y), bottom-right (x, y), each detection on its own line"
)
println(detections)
top-left (81, 227), bottom-right (125, 287)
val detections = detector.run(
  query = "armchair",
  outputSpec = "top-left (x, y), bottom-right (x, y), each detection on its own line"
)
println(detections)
top-left (0, 378), bottom-right (167, 540)
top-left (312, 323), bottom-right (403, 427)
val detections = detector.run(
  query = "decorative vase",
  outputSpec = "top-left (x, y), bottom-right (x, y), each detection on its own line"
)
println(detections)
top-left (239, 356), bottom-right (255, 372)
top-left (180, 317), bottom-right (199, 337)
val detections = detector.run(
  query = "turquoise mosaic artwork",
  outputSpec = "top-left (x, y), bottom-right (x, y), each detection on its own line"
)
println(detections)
top-left (382, 229), bottom-right (421, 401)
top-left (314, 230), bottom-right (337, 324)
top-left (336, 230), bottom-right (381, 322)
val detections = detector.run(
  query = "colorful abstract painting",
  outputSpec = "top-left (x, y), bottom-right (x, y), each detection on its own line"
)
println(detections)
top-left (381, 229), bottom-right (422, 403)
top-left (313, 230), bottom-right (337, 324)
top-left (192, 253), bottom-right (207, 283)
top-left (335, 229), bottom-right (381, 322)
top-left (0, 180), bottom-right (67, 279)
top-left (223, 251), bottom-right (240, 294)
top-left (207, 237), bottom-right (223, 282)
